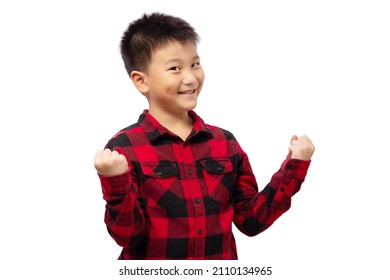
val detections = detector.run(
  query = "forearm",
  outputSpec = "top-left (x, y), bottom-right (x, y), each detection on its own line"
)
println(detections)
top-left (99, 171), bottom-right (145, 247)
top-left (234, 157), bottom-right (311, 236)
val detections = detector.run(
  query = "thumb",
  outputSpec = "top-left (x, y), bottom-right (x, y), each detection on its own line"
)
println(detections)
top-left (290, 135), bottom-right (298, 144)
top-left (288, 135), bottom-right (298, 158)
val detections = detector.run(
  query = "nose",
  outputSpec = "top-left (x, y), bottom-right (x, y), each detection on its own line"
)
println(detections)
top-left (182, 70), bottom-right (197, 85)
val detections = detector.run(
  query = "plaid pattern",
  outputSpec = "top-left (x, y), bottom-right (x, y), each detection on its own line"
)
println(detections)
top-left (98, 110), bottom-right (311, 259)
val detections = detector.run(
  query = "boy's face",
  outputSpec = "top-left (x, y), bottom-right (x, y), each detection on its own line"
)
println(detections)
top-left (141, 40), bottom-right (205, 115)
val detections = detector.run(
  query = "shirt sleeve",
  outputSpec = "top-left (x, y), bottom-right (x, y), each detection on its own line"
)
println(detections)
top-left (98, 138), bottom-right (146, 248)
top-left (233, 142), bottom-right (311, 236)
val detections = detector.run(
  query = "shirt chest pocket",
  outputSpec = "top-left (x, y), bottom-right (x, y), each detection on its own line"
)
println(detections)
top-left (200, 159), bottom-right (234, 203)
top-left (140, 162), bottom-right (184, 209)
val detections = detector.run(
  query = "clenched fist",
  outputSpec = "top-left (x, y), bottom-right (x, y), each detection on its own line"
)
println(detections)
top-left (94, 149), bottom-right (129, 177)
top-left (289, 135), bottom-right (315, 161)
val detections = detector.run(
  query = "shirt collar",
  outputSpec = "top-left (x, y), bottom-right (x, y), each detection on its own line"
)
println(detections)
top-left (138, 110), bottom-right (212, 142)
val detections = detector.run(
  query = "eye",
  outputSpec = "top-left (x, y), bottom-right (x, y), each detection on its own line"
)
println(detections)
top-left (168, 66), bottom-right (181, 72)
top-left (192, 62), bottom-right (201, 68)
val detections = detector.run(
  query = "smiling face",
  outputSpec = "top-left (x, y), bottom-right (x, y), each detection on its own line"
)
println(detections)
top-left (134, 40), bottom-right (205, 117)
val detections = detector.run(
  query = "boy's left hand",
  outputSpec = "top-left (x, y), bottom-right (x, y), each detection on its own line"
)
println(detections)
top-left (289, 135), bottom-right (315, 161)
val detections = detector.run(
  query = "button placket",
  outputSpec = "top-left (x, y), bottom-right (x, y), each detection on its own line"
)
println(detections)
top-left (180, 145), bottom-right (205, 257)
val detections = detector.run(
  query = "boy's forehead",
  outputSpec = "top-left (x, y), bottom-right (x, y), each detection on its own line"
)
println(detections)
top-left (151, 39), bottom-right (198, 57)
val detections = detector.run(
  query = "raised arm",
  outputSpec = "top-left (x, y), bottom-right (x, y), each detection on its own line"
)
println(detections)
top-left (233, 135), bottom-right (315, 236)
top-left (94, 145), bottom-right (146, 248)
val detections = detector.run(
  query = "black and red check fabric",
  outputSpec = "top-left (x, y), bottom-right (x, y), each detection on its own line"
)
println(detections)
top-left (98, 110), bottom-right (311, 260)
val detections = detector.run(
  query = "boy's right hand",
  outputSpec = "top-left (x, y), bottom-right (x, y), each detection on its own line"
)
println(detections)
top-left (94, 149), bottom-right (129, 177)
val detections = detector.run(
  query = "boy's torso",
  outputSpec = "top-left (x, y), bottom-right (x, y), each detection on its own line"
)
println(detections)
top-left (107, 110), bottom-right (245, 259)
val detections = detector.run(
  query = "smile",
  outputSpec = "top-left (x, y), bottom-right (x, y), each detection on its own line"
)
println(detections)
top-left (178, 89), bottom-right (196, 94)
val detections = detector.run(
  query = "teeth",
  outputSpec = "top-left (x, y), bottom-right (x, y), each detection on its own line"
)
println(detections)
top-left (179, 90), bottom-right (194, 94)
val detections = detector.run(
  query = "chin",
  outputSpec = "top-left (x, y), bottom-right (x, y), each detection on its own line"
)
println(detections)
top-left (184, 101), bottom-right (198, 111)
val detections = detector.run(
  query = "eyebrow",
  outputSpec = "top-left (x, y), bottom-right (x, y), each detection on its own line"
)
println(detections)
top-left (165, 55), bottom-right (200, 65)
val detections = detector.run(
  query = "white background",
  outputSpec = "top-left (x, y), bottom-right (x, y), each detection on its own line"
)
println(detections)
top-left (1, 0), bottom-right (389, 279)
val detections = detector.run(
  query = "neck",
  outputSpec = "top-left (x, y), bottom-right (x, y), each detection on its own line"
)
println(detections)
top-left (149, 108), bottom-right (189, 126)
top-left (149, 108), bottom-right (193, 140)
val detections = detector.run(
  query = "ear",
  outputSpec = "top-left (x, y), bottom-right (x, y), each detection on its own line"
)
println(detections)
top-left (130, 70), bottom-right (149, 95)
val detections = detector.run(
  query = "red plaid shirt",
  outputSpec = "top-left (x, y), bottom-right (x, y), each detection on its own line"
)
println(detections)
top-left (98, 110), bottom-right (311, 260)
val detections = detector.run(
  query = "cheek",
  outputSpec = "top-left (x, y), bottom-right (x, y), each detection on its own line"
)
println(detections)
top-left (197, 72), bottom-right (205, 92)
top-left (198, 69), bottom-right (205, 84)
top-left (154, 75), bottom-right (178, 93)
top-left (164, 81), bottom-right (179, 94)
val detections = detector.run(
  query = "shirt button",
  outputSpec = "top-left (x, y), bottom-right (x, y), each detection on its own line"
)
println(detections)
top-left (187, 169), bottom-right (193, 175)
top-left (286, 165), bottom-right (294, 170)
top-left (280, 187), bottom-right (285, 192)
top-left (194, 198), bottom-right (200, 204)
top-left (216, 166), bottom-right (223, 172)
top-left (197, 229), bottom-right (203, 235)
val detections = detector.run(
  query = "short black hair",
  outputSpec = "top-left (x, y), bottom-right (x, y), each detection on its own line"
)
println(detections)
top-left (120, 13), bottom-right (199, 75)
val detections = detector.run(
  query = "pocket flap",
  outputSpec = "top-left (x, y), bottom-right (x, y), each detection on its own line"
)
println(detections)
top-left (201, 159), bottom-right (233, 174)
top-left (141, 162), bottom-right (178, 178)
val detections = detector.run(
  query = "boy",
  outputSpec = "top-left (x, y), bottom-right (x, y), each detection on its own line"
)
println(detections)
top-left (94, 13), bottom-right (315, 260)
